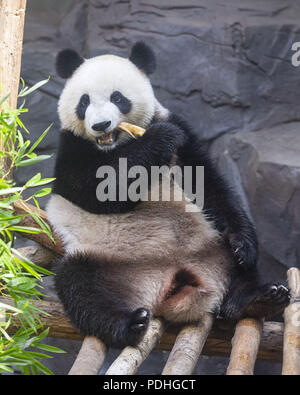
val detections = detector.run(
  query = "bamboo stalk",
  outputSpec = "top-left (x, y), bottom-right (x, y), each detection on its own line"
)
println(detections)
top-left (68, 336), bottom-right (107, 375)
top-left (282, 267), bottom-right (300, 375)
top-left (0, 0), bottom-right (27, 109)
top-left (226, 318), bottom-right (263, 375)
top-left (106, 318), bottom-right (164, 375)
top-left (162, 313), bottom-right (213, 375)
top-left (0, 0), bottom-right (27, 174)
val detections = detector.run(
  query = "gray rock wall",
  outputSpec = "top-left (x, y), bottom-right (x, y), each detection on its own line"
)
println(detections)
top-left (17, 0), bottom-right (300, 374)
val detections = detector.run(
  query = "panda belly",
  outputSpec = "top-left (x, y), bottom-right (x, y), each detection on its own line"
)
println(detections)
top-left (47, 194), bottom-right (185, 258)
top-left (47, 193), bottom-right (233, 322)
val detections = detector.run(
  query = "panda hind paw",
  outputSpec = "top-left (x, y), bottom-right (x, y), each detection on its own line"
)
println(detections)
top-left (127, 308), bottom-right (150, 345)
top-left (130, 308), bottom-right (150, 333)
top-left (241, 283), bottom-right (290, 319)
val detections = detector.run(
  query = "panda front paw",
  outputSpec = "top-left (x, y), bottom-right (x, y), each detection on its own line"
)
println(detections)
top-left (229, 233), bottom-right (258, 270)
top-left (145, 122), bottom-right (186, 149)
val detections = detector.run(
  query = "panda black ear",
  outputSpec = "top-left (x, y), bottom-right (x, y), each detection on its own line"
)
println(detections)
top-left (129, 41), bottom-right (156, 75)
top-left (56, 49), bottom-right (84, 79)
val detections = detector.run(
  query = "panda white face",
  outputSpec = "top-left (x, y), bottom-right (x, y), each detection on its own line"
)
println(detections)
top-left (57, 51), bottom-right (167, 151)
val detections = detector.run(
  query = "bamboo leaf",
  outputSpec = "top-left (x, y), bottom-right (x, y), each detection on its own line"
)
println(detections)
top-left (18, 78), bottom-right (50, 97)
top-left (1, 77), bottom-right (56, 375)
top-left (33, 188), bottom-right (52, 198)
top-left (34, 344), bottom-right (66, 354)
top-left (27, 123), bottom-right (53, 154)
top-left (16, 155), bottom-right (52, 167)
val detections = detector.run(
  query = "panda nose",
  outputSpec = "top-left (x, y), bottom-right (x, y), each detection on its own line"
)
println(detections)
top-left (92, 121), bottom-right (111, 132)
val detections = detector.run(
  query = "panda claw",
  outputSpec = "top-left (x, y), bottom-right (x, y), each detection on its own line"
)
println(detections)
top-left (278, 285), bottom-right (289, 293)
top-left (229, 233), bottom-right (258, 270)
top-left (270, 285), bottom-right (278, 294)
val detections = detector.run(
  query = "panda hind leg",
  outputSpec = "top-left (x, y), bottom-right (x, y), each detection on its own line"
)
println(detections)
top-left (54, 252), bottom-right (151, 348)
top-left (220, 268), bottom-right (290, 321)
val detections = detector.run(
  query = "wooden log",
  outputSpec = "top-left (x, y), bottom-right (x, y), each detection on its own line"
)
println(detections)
top-left (282, 267), bottom-right (300, 375)
top-left (162, 314), bottom-right (213, 375)
top-left (106, 318), bottom-right (164, 375)
top-left (68, 336), bottom-right (107, 375)
top-left (14, 245), bottom-right (58, 267)
top-left (13, 200), bottom-right (65, 255)
top-left (226, 318), bottom-right (263, 375)
top-left (0, 0), bottom-right (27, 109)
top-left (0, 296), bottom-right (284, 362)
top-left (158, 320), bottom-right (283, 363)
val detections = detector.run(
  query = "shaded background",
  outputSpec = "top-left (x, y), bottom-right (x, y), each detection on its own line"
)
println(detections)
top-left (16, 0), bottom-right (300, 374)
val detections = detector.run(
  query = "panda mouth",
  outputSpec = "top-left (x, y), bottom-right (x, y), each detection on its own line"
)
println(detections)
top-left (96, 130), bottom-right (118, 146)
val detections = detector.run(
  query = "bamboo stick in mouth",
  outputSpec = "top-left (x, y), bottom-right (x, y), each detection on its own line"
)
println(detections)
top-left (117, 122), bottom-right (146, 138)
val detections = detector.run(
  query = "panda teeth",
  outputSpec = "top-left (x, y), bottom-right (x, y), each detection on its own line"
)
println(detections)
top-left (97, 132), bottom-right (114, 144)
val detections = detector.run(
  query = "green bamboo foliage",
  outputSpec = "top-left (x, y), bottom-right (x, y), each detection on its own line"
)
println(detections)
top-left (0, 79), bottom-right (65, 375)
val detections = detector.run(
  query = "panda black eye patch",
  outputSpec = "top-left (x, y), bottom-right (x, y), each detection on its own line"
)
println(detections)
top-left (110, 91), bottom-right (132, 114)
top-left (76, 94), bottom-right (90, 120)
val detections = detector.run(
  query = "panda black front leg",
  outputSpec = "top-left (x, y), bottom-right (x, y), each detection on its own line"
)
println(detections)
top-left (54, 253), bottom-right (150, 348)
top-left (170, 113), bottom-right (259, 270)
top-left (208, 192), bottom-right (259, 271)
top-left (228, 225), bottom-right (258, 270)
top-left (123, 121), bottom-right (186, 170)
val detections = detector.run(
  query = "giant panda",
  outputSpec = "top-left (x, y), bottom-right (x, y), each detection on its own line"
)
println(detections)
top-left (47, 42), bottom-right (290, 348)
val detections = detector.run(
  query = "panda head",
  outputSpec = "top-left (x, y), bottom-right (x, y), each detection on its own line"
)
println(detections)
top-left (56, 41), bottom-right (168, 151)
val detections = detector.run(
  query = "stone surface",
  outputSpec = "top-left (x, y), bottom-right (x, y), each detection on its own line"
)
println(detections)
top-left (14, 0), bottom-right (300, 375)
top-left (86, 0), bottom-right (300, 140)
